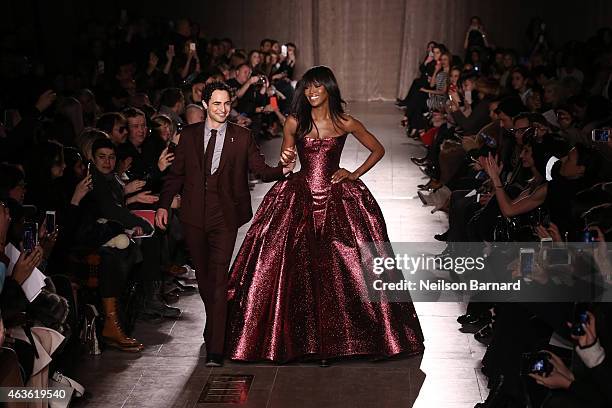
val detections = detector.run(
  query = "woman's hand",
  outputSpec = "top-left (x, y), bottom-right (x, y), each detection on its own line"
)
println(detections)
top-left (131, 191), bottom-right (159, 205)
top-left (482, 153), bottom-right (503, 182)
top-left (124, 179), bottom-right (146, 195)
top-left (40, 230), bottom-right (58, 261)
top-left (171, 195), bottom-right (182, 209)
top-left (158, 147), bottom-right (175, 172)
top-left (71, 174), bottom-right (93, 206)
top-left (535, 222), bottom-right (563, 243)
top-left (529, 351), bottom-right (574, 389)
top-left (331, 168), bottom-right (358, 184)
top-left (13, 246), bottom-right (43, 285)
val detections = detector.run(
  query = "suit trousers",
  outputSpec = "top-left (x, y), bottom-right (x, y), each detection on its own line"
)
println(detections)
top-left (182, 188), bottom-right (237, 356)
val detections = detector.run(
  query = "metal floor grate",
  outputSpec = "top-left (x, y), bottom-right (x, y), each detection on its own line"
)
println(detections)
top-left (198, 374), bottom-right (254, 404)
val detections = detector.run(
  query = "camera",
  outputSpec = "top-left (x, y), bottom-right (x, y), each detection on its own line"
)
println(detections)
top-left (521, 351), bottom-right (553, 376)
top-left (256, 75), bottom-right (266, 86)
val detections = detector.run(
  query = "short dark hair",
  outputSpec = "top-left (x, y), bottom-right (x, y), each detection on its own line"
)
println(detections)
top-left (202, 82), bottom-right (232, 105)
top-left (96, 112), bottom-right (126, 134)
top-left (122, 107), bottom-right (146, 120)
top-left (0, 164), bottom-right (25, 195)
top-left (91, 138), bottom-right (117, 157)
top-left (260, 39), bottom-right (272, 47)
top-left (160, 88), bottom-right (184, 108)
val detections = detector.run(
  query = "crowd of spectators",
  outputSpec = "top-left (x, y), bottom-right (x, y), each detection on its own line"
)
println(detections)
top-left (401, 16), bottom-right (612, 408)
top-left (0, 11), bottom-right (298, 404)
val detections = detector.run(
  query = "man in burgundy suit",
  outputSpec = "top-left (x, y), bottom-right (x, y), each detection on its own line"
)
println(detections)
top-left (156, 82), bottom-right (295, 366)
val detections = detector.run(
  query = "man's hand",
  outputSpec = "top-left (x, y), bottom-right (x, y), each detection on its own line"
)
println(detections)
top-left (171, 195), bottom-right (181, 209)
top-left (13, 246), bottom-right (43, 285)
top-left (155, 208), bottom-right (168, 230)
top-left (124, 179), bottom-right (146, 195)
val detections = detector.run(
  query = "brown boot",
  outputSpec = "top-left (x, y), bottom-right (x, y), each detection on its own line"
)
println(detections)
top-left (101, 298), bottom-right (144, 352)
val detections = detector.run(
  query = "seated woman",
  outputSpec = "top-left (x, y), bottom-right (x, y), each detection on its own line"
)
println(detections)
top-left (481, 137), bottom-right (548, 220)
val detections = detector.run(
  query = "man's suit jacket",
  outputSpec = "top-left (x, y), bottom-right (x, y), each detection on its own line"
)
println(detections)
top-left (158, 121), bottom-right (284, 230)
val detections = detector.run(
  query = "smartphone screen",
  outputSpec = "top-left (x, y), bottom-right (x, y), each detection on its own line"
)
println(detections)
top-left (592, 129), bottom-right (610, 142)
top-left (269, 96), bottom-right (279, 110)
top-left (519, 248), bottom-right (535, 278)
top-left (45, 211), bottom-right (56, 233)
top-left (23, 222), bottom-right (38, 253)
top-left (189, 42), bottom-right (196, 52)
top-left (281, 45), bottom-right (288, 58)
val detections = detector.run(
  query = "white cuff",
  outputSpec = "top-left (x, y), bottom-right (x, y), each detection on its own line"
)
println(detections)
top-left (576, 339), bottom-right (606, 368)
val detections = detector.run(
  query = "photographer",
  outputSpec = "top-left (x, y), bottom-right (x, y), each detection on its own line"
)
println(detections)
top-left (226, 63), bottom-right (269, 118)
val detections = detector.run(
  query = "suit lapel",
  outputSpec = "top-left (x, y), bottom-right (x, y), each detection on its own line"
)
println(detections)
top-left (195, 122), bottom-right (205, 171)
top-left (217, 123), bottom-right (234, 174)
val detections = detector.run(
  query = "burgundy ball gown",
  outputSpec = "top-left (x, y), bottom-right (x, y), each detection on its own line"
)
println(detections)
top-left (227, 134), bottom-right (424, 362)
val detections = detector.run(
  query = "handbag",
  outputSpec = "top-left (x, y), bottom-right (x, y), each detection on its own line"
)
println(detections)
top-left (49, 370), bottom-right (85, 408)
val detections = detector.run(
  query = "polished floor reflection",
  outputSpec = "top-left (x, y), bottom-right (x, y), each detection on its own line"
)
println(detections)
top-left (73, 102), bottom-right (485, 407)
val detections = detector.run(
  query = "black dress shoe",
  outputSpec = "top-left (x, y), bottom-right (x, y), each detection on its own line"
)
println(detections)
top-left (205, 353), bottom-right (224, 367)
top-left (434, 231), bottom-right (448, 242)
top-left (319, 359), bottom-right (331, 368)
top-left (457, 313), bottom-right (480, 325)
top-left (411, 157), bottom-right (429, 166)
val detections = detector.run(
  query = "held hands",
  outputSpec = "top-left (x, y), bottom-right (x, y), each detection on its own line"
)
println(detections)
top-left (331, 168), bottom-right (358, 184)
top-left (280, 147), bottom-right (297, 174)
top-left (124, 179), bottom-right (146, 195)
top-left (529, 351), bottom-right (574, 389)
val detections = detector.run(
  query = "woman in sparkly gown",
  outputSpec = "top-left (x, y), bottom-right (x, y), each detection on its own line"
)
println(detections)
top-left (227, 66), bottom-right (424, 364)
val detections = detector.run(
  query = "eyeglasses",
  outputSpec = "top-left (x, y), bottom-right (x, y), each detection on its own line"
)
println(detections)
top-left (509, 126), bottom-right (532, 134)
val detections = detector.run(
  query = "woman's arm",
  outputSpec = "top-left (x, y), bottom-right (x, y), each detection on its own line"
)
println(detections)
top-left (342, 115), bottom-right (385, 178)
top-left (496, 183), bottom-right (547, 218)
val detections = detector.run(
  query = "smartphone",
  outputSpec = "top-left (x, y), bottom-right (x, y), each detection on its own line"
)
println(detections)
top-left (269, 96), bottom-right (279, 110)
top-left (281, 45), bottom-right (288, 58)
top-left (571, 305), bottom-right (589, 336)
top-left (520, 352), bottom-right (553, 376)
top-left (23, 222), bottom-right (38, 253)
top-left (189, 42), bottom-right (196, 52)
top-left (464, 90), bottom-right (473, 105)
top-left (45, 210), bottom-right (56, 233)
top-left (519, 248), bottom-right (535, 278)
top-left (87, 162), bottom-right (91, 174)
top-left (476, 193), bottom-right (481, 202)
top-left (167, 141), bottom-right (177, 154)
top-left (591, 129), bottom-right (610, 142)
top-left (97, 60), bottom-right (105, 74)
top-left (584, 228), bottom-right (599, 243)
top-left (546, 248), bottom-right (571, 266)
